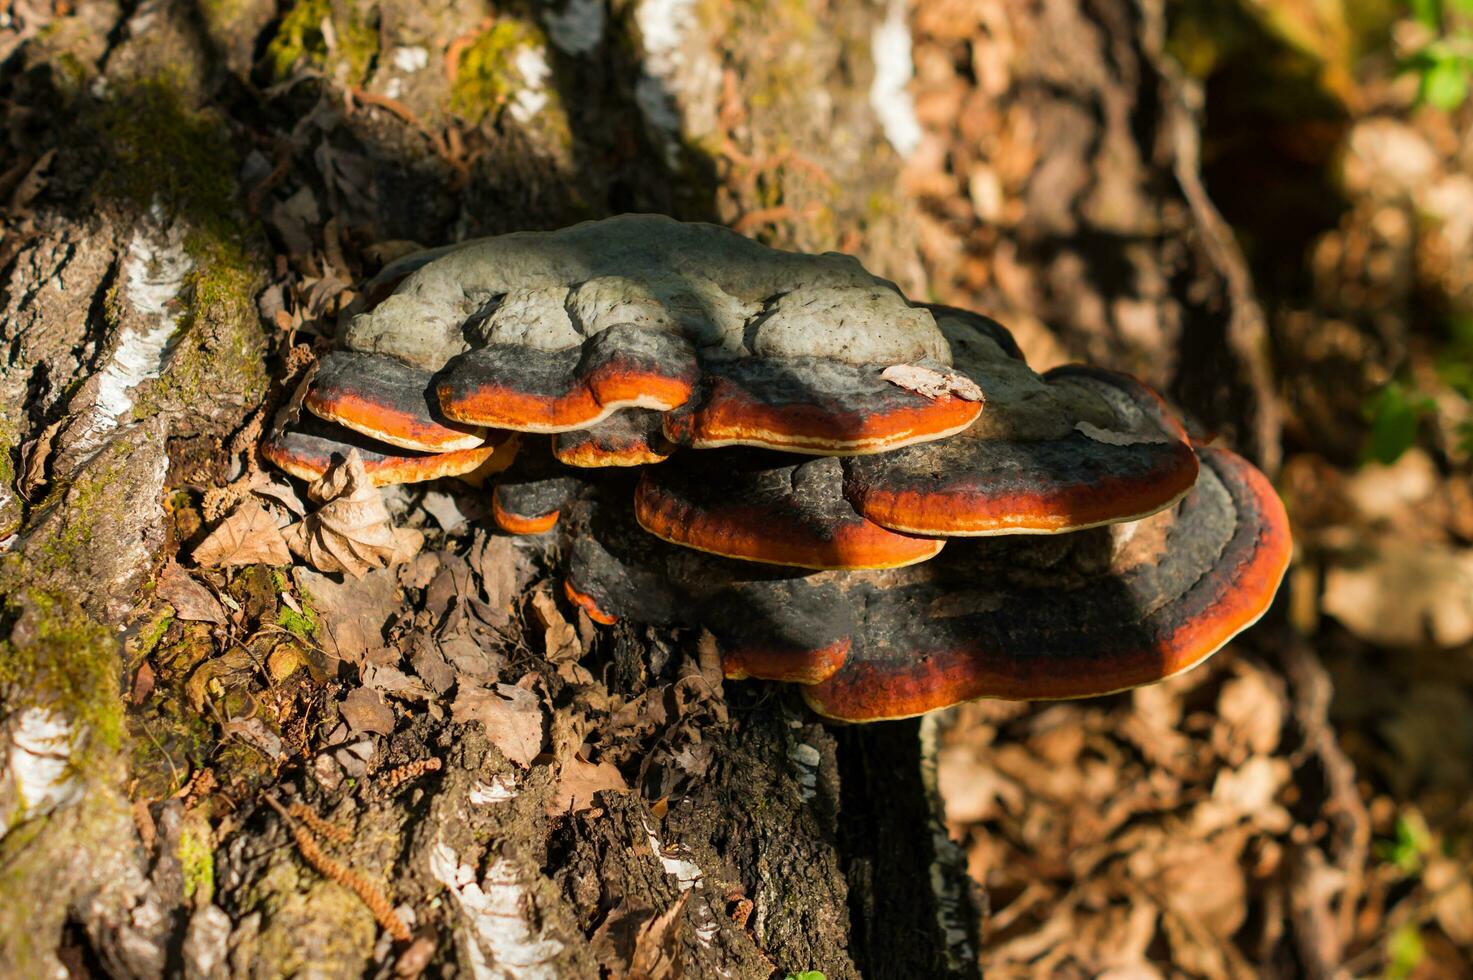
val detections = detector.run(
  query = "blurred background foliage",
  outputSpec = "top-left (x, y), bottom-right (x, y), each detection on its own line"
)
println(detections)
top-left (1172, 0), bottom-right (1473, 471)
top-left (1170, 2), bottom-right (1473, 974)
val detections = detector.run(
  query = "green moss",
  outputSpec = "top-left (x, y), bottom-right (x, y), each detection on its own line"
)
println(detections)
top-left (197, 0), bottom-right (253, 21)
top-left (276, 570), bottom-right (320, 640)
top-left (451, 20), bottom-right (548, 123)
top-left (132, 610), bottom-right (176, 663)
top-left (275, 605), bottom-right (318, 642)
top-left (179, 817), bottom-right (216, 904)
top-left (266, 0), bottom-right (379, 84)
top-left (0, 414), bottom-right (17, 490)
top-left (87, 77), bottom-right (237, 233)
top-left (81, 76), bottom-right (270, 420)
top-left (28, 446), bottom-right (136, 581)
top-left (0, 586), bottom-right (124, 759)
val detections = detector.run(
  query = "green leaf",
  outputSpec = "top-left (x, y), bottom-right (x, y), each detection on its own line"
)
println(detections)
top-left (1457, 419), bottom-right (1473, 456)
top-left (1448, 0), bottom-right (1473, 17)
top-left (1420, 55), bottom-right (1470, 109)
top-left (1387, 924), bottom-right (1426, 980)
top-left (785, 973), bottom-right (827, 980)
top-left (1363, 383), bottom-right (1428, 465)
top-left (1448, 313), bottom-right (1473, 351)
top-left (1412, 0), bottom-right (1443, 28)
top-left (1375, 812), bottom-right (1434, 874)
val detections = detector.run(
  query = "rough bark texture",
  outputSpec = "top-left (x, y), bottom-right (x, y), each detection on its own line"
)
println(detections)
top-left (0, 0), bottom-right (1270, 977)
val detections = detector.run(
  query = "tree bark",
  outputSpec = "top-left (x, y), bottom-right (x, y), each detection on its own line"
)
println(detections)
top-left (0, 1), bottom-right (1270, 976)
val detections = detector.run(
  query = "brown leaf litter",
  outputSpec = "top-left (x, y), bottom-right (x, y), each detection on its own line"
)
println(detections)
top-left (191, 497), bottom-right (292, 568)
top-left (937, 651), bottom-right (1367, 978)
top-left (450, 680), bottom-right (546, 767)
top-left (283, 450), bottom-right (423, 578)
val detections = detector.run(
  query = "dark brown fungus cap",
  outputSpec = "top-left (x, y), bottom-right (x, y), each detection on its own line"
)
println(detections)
top-left (563, 513), bottom-right (682, 628)
top-left (803, 445), bottom-right (1291, 721)
top-left (262, 414), bottom-right (513, 487)
top-left (842, 322), bottom-right (1199, 537)
top-left (661, 357), bottom-right (981, 456)
top-left (634, 452), bottom-right (945, 570)
top-left (564, 579), bottom-right (619, 624)
top-left (492, 476), bottom-right (582, 534)
top-left (552, 409), bottom-right (673, 468)
top-left (305, 350), bottom-right (486, 453)
top-left (701, 579), bottom-right (855, 685)
top-left (570, 444), bottom-right (1287, 710)
top-left (489, 443), bottom-right (585, 535)
top-left (564, 506), bottom-right (856, 686)
top-left (438, 325), bottom-right (700, 432)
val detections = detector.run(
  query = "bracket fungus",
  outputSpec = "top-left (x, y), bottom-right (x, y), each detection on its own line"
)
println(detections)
top-left (263, 215), bottom-right (1291, 722)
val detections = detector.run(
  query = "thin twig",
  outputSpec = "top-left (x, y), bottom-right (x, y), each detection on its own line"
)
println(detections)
top-left (264, 795), bottom-right (411, 942)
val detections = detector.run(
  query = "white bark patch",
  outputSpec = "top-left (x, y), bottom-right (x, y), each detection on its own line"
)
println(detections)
top-left (787, 742), bottom-right (821, 803)
top-left (633, 0), bottom-right (698, 166)
top-left (870, 0), bottom-right (922, 158)
top-left (1074, 420), bottom-right (1172, 446)
top-left (2, 708), bottom-right (83, 827)
top-left (545, 0), bottom-right (605, 55)
top-left (96, 218), bottom-right (192, 425)
top-left (391, 46), bottom-right (428, 72)
top-left (920, 714), bottom-right (978, 970)
top-left (641, 817), bottom-right (720, 948)
top-left (508, 46), bottom-right (552, 124)
top-left (469, 774), bottom-right (520, 804)
top-left (430, 840), bottom-right (565, 980)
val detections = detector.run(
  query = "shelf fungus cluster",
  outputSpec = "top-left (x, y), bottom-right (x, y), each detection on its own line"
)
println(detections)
top-left (264, 215), bottom-right (1292, 722)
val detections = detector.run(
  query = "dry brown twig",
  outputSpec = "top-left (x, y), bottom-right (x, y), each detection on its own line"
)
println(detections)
top-left (287, 802), bottom-right (354, 846)
top-left (264, 795), bottom-right (412, 942)
top-left (382, 758), bottom-right (443, 794)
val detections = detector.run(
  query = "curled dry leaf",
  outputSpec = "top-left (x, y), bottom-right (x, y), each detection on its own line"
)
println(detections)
top-left (284, 449), bottom-right (424, 579)
top-left (881, 363), bottom-right (984, 401)
top-left (252, 479), bottom-right (307, 517)
top-left (192, 498), bottom-right (292, 568)
top-left (530, 586), bottom-right (581, 663)
top-left (590, 893), bottom-right (688, 980)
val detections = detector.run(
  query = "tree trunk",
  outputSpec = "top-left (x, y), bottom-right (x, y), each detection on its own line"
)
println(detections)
top-left (0, 0), bottom-right (1269, 976)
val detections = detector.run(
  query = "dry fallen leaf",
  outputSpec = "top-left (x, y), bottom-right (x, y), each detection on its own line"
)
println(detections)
top-left (294, 566), bottom-right (400, 662)
top-left (1322, 537), bottom-right (1473, 648)
top-left (340, 687), bottom-right (396, 736)
top-left (253, 479), bottom-right (307, 517)
top-left (470, 531), bottom-right (525, 623)
top-left (548, 754), bottom-right (628, 816)
top-left (451, 683), bottom-right (545, 767)
top-left (590, 893), bottom-right (688, 980)
top-left (156, 561), bottom-right (227, 624)
top-left (881, 363), bottom-right (984, 401)
top-left (192, 498), bottom-right (293, 568)
top-left (530, 586), bottom-right (581, 663)
top-left (17, 417), bottom-right (63, 501)
top-left (284, 450), bottom-right (423, 579)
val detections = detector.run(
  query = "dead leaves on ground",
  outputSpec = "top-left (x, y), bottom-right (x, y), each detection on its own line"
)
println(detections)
top-left (283, 450), bottom-right (423, 578)
top-left (451, 682), bottom-right (545, 767)
top-left (938, 654), bottom-right (1366, 979)
top-left (193, 451), bottom-right (422, 579)
top-left (591, 893), bottom-right (689, 980)
top-left (156, 561), bottom-right (227, 624)
top-left (192, 497), bottom-right (292, 568)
